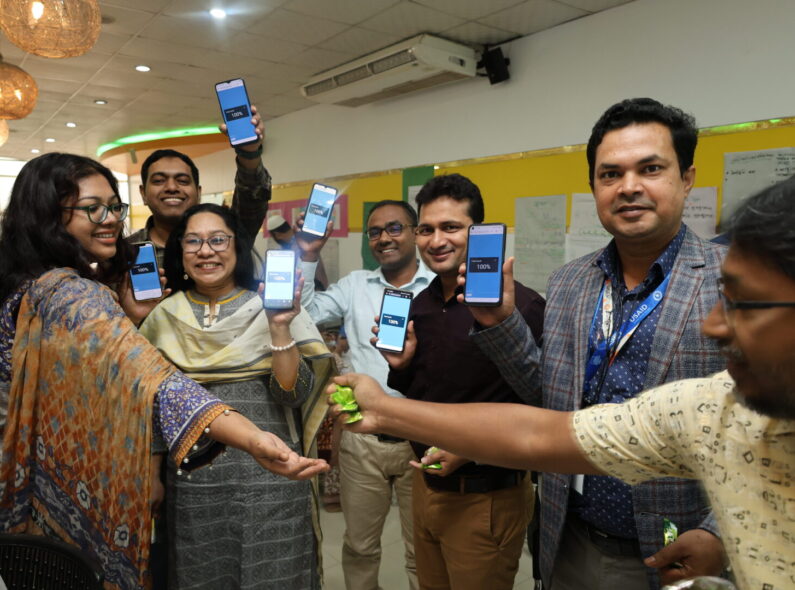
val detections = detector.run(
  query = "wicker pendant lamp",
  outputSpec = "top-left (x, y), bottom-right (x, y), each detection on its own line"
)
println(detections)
top-left (0, 54), bottom-right (38, 119)
top-left (0, 0), bottom-right (101, 58)
top-left (0, 120), bottom-right (9, 147)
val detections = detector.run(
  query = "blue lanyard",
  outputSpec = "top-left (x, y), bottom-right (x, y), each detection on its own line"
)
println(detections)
top-left (583, 273), bottom-right (671, 394)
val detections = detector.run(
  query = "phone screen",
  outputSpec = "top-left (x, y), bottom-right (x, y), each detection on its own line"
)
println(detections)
top-left (464, 224), bottom-right (506, 306)
top-left (130, 243), bottom-right (163, 301)
top-left (215, 78), bottom-right (258, 146)
top-left (376, 288), bottom-right (413, 352)
top-left (302, 183), bottom-right (338, 237)
top-left (263, 250), bottom-right (296, 309)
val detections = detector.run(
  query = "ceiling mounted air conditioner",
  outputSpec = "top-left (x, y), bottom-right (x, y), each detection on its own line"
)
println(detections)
top-left (301, 34), bottom-right (477, 107)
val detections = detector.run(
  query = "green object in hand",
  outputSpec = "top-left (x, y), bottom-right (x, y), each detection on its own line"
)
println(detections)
top-left (663, 518), bottom-right (679, 546)
top-left (332, 385), bottom-right (363, 423)
top-left (422, 446), bottom-right (443, 470)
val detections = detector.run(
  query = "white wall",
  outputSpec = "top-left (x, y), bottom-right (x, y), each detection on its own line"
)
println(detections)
top-left (196, 0), bottom-right (795, 191)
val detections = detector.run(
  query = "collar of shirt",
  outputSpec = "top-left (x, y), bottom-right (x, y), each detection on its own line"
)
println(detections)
top-left (596, 224), bottom-right (687, 297)
top-left (365, 259), bottom-right (435, 289)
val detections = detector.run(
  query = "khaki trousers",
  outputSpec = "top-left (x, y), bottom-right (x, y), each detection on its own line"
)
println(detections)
top-left (412, 469), bottom-right (532, 590)
top-left (339, 431), bottom-right (417, 590)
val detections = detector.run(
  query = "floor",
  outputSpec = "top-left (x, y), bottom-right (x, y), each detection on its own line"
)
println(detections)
top-left (319, 502), bottom-right (538, 589)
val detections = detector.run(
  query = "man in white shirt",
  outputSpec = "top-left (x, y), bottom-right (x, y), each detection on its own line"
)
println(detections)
top-left (299, 200), bottom-right (433, 590)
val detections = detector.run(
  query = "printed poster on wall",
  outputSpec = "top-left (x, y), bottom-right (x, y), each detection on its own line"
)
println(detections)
top-left (564, 193), bottom-right (612, 262)
top-left (513, 195), bottom-right (566, 293)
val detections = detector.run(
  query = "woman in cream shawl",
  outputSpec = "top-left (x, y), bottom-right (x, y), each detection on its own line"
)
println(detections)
top-left (140, 204), bottom-right (334, 590)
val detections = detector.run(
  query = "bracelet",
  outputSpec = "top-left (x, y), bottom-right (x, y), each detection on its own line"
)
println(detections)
top-left (271, 339), bottom-right (296, 352)
top-left (235, 144), bottom-right (263, 159)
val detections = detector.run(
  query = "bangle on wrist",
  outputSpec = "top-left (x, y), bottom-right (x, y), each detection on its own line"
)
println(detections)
top-left (235, 144), bottom-right (263, 159)
top-left (270, 339), bottom-right (296, 352)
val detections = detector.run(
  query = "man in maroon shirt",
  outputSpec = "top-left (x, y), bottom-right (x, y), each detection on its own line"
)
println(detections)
top-left (379, 174), bottom-right (545, 590)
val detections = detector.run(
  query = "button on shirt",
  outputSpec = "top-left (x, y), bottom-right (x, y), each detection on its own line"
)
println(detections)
top-left (300, 259), bottom-right (434, 396)
top-left (572, 226), bottom-right (686, 539)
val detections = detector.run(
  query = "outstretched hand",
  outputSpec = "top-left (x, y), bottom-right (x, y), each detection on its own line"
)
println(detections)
top-left (249, 430), bottom-right (329, 480)
top-left (327, 373), bottom-right (388, 434)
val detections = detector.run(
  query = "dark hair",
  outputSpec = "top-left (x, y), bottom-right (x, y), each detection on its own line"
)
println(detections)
top-left (727, 175), bottom-right (795, 282)
top-left (163, 203), bottom-right (258, 292)
top-left (366, 199), bottom-right (418, 226)
top-left (586, 98), bottom-right (698, 186)
top-left (141, 149), bottom-right (200, 186)
top-left (0, 153), bottom-right (134, 303)
top-left (415, 174), bottom-right (484, 223)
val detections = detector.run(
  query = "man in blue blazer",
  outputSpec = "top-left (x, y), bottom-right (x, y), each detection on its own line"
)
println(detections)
top-left (461, 98), bottom-right (727, 589)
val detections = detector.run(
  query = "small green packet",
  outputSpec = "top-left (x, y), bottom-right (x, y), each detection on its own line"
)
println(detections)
top-left (663, 518), bottom-right (679, 546)
top-left (422, 446), bottom-right (443, 470)
top-left (332, 385), bottom-right (363, 423)
top-left (663, 518), bottom-right (683, 569)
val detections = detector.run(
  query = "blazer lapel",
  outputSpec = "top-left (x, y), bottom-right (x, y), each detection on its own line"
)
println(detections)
top-left (573, 255), bottom-right (606, 407)
top-left (644, 228), bottom-right (706, 389)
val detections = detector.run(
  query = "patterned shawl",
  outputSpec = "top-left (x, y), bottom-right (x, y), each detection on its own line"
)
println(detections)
top-left (0, 269), bottom-right (179, 590)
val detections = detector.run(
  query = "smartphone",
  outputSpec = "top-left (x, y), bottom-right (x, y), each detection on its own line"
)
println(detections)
top-left (263, 249), bottom-right (296, 310)
top-left (301, 183), bottom-right (338, 238)
top-left (464, 223), bottom-right (507, 306)
top-left (375, 288), bottom-right (413, 352)
top-left (130, 242), bottom-right (163, 302)
top-left (214, 78), bottom-right (258, 146)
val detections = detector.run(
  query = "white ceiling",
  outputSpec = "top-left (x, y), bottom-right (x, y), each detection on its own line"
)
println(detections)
top-left (0, 0), bottom-right (633, 162)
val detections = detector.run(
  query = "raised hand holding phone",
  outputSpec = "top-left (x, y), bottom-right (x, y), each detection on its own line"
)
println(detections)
top-left (371, 314), bottom-right (417, 370)
top-left (457, 256), bottom-right (517, 329)
top-left (300, 183), bottom-right (337, 239)
top-left (463, 223), bottom-right (506, 306)
top-left (215, 78), bottom-right (258, 147)
top-left (263, 250), bottom-right (296, 310)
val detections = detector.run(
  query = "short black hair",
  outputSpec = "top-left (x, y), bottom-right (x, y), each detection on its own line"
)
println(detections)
top-left (586, 98), bottom-right (698, 186)
top-left (366, 199), bottom-right (418, 226)
top-left (414, 174), bottom-right (484, 223)
top-left (141, 149), bottom-right (200, 186)
top-left (0, 153), bottom-right (134, 303)
top-left (727, 174), bottom-right (795, 282)
top-left (163, 203), bottom-right (258, 293)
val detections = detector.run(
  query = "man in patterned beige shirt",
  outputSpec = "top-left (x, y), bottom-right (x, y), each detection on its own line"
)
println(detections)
top-left (329, 175), bottom-right (795, 590)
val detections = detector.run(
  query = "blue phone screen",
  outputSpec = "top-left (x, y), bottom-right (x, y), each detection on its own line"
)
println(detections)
top-left (264, 250), bottom-right (295, 307)
top-left (465, 225), bottom-right (505, 304)
top-left (216, 79), bottom-right (257, 145)
top-left (130, 244), bottom-right (162, 300)
top-left (303, 184), bottom-right (337, 236)
top-left (377, 290), bottom-right (412, 351)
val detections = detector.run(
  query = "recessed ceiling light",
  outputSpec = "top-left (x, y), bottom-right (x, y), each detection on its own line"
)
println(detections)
top-left (209, 8), bottom-right (226, 19)
top-left (66, 122), bottom-right (77, 128)
top-left (31, 148), bottom-right (40, 154)
top-left (94, 99), bottom-right (108, 105)
top-left (45, 138), bottom-right (55, 143)
top-left (135, 65), bottom-right (151, 72)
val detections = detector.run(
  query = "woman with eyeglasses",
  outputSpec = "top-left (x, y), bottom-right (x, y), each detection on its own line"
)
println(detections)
top-left (139, 203), bottom-right (333, 590)
top-left (0, 154), bottom-right (327, 590)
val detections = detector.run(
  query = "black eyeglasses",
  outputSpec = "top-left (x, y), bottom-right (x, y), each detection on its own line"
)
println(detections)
top-left (716, 278), bottom-right (795, 325)
top-left (63, 202), bottom-right (129, 224)
top-left (367, 222), bottom-right (414, 241)
top-left (182, 234), bottom-right (234, 253)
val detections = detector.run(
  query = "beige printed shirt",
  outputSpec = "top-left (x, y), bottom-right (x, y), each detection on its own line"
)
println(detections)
top-left (573, 371), bottom-right (795, 590)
